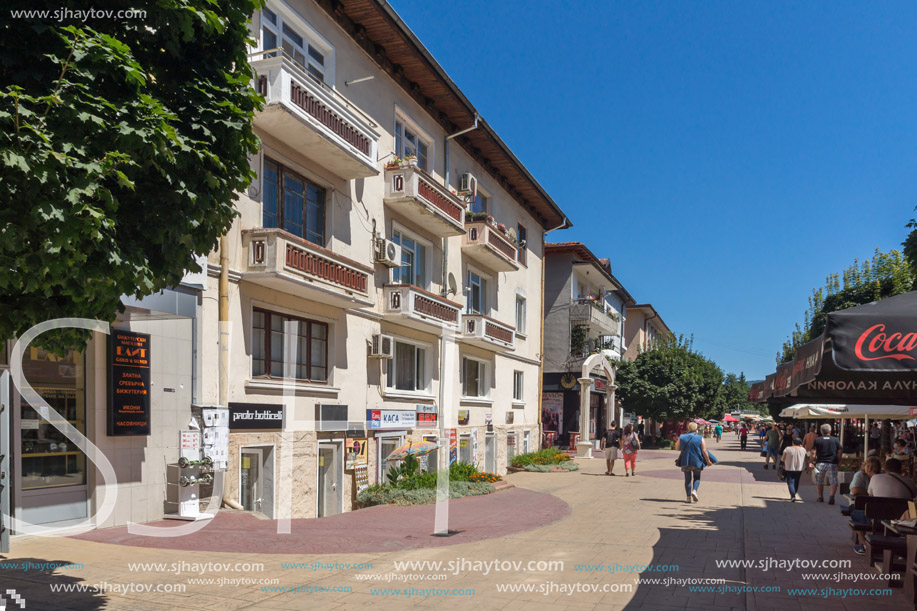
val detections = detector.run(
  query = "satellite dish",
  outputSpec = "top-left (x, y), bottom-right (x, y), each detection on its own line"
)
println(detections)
top-left (447, 273), bottom-right (458, 296)
top-left (507, 227), bottom-right (518, 242)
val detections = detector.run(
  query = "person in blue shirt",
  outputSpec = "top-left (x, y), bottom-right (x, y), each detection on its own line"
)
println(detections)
top-left (714, 424), bottom-right (723, 443)
top-left (677, 422), bottom-right (714, 503)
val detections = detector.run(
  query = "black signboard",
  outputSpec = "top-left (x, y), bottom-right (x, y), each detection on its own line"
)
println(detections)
top-left (108, 330), bottom-right (151, 436)
top-left (229, 403), bottom-right (284, 430)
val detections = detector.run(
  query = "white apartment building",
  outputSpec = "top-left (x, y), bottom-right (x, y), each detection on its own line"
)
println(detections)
top-left (197, 0), bottom-right (571, 519)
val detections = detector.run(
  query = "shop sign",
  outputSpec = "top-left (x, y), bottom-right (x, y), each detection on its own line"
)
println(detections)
top-left (458, 410), bottom-right (470, 425)
top-left (506, 412), bottom-right (514, 424)
top-left (108, 330), bottom-right (151, 436)
top-left (416, 404), bottom-right (437, 427)
top-left (228, 403), bottom-right (284, 430)
top-left (485, 413), bottom-right (493, 425)
top-left (345, 438), bottom-right (368, 469)
top-left (366, 409), bottom-right (416, 430)
top-left (911, 407), bottom-right (917, 416)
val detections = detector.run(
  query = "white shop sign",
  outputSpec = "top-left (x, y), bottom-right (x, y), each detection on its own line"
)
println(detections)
top-left (367, 409), bottom-right (416, 430)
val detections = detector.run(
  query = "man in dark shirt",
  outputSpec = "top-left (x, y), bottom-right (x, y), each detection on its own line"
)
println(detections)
top-left (811, 423), bottom-right (841, 504)
top-left (601, 421), bottom-right (620, 476)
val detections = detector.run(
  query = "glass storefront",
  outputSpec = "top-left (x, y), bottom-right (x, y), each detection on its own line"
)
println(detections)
top-left (20, 348), bottom-right (87, 490)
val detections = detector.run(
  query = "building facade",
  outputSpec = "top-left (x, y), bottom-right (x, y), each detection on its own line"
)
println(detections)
top-left (541, 243), bottom-right (633, 447)
top-left (0, 0), bottom-right (570, 534)
top-left (621, 304), bottom-right (671, 361)
top-left (196, 0), bottom-right (570, 519)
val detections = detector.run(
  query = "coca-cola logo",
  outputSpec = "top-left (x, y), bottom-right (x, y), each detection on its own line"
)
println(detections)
top-left (854, 324), bottom-right (917, 362)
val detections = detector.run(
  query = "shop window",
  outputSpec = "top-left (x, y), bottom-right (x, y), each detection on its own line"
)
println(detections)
top-left (262, 158), bottom-right (326, 246)
top-left (251, 308), bottom-right (328, 382)
top-left (20, 349), bottom-right (86, 490)
top-left (507, 432), bottom-right (517, 462)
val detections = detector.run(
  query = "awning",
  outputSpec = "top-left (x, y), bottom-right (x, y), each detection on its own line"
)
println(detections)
top-left (782, 403), bottom-right (916, 419)
top-left (758, 291), bottom-right (917, 402)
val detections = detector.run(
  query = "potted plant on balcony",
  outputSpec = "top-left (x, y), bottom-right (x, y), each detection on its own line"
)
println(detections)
top-left (465, 211), bottom-right (489, 222)
top-left (497, 222), bottom-right (507, 234)
top-left (404, 154), bottom-right (417, 167)
top-left (385, 155), bottom-right (403, 169)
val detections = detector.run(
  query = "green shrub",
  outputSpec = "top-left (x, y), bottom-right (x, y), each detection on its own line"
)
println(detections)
top-left (522, 462), bottom-right (579, 473)
top-left (511, 447), bottom-right (569, 468)
top-left (356, 481), bottom-right (495, 508)
top-left (450, 461), bottom-right (478, 481)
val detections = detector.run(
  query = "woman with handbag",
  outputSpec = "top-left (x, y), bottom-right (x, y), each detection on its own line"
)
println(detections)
top-left (621, 423), bottom-right (641, 477)
top-left (676, 422), bottom-right (714, 503)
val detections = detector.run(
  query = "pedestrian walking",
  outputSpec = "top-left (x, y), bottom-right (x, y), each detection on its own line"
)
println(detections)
top-left (677, 422), bottom-right (714, 503)
top-left (803, 425), bottom-right (818, 453)
top-left (811, 423), bottom-right (841, 505)
top-left (763, 423), bottom-right (780, 470)
top-left (621, 423), bottom-right (640, 476)
top-left (600, 421), bottom-right (621, 476)
top-left (714, 423), bottom-right (723, 443)
top-left (740, 424), bottom-right (748, 450)
top-left (781, 437), bottom-right (807, 502)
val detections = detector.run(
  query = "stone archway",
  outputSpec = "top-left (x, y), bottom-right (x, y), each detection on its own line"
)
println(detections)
top-left (575, 353), bottom-right (618, 455)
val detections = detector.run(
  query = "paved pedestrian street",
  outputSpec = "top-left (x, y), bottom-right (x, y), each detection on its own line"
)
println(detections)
top-left (0, 437), bottom-right (908, 610)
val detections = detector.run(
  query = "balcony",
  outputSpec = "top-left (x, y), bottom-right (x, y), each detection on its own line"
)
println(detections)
top-left (570, 300), bottom-right (619, 336)
top-left (384, 165), bottom-right (466, 237)
top-left (460, 314), bottom-right (515, 352)
top-left (251, 50), bottom-right (379, 180)
top-left (462, 221), bottom-right (519, 272)
top-left (383, 284), bottom-right (462, 333)
top-left (241, 228), bottom-right (373, 308)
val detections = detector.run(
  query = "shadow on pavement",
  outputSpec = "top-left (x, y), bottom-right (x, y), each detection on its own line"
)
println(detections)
top-left (0, 556), bottom-right (104, 611)
top-left (621, 499), bottom-right (909, 611)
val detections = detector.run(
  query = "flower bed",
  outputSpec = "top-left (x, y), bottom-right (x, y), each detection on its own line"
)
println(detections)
top-left (356, 459), bottom-right (501, 508)
top-left (510, 448), bottom-right (575, 469)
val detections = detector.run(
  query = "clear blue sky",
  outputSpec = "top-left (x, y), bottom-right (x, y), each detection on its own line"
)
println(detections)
top-left (389, 0), bottom-right (917, 381)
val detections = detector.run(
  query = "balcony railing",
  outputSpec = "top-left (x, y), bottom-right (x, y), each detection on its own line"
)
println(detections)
top-left (250, 49), bottom-right (379, 179)
top-left (383, 284), bottom-right (463, 333)
top-left (462, 221), bottom-right (519, 272)
top-left (460, 314), bottom-right (515, 351)
top-left (241, 228), bottom-right (373, 307)
top-left (384, 165), bottom-right (466, 237)
top-left (570, 300), bottom-right (619, 336)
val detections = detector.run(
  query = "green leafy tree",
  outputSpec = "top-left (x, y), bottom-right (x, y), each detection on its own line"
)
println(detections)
top-left (715, 373), bottom-right (765, 416)
top-left (616, 335), bottom-right (724, 434)
top-left (0, 1), bottom-right (263, 350)
top-left (778, 249), bottom-right (913, 363)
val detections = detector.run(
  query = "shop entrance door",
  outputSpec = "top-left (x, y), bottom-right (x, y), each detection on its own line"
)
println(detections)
top-left (484, 433), bottom-right (496, 473)
top-left (240, 448), bottom-right (262, 513)
top-left (317, 442), bottom-right (342, 517)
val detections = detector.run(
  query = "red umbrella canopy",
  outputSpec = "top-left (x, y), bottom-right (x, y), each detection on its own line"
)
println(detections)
top-left (723, 414), bottom-right (739, 422)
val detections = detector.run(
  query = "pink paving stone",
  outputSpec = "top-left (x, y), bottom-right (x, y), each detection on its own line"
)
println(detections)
top-left (70, 488), bottom-right (569, 554)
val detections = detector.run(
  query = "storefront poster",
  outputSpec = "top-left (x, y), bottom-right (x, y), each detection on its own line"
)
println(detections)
top-left (458, 409), bottom-right (469, 425)
top-left (448, 428), bottom-right (457, 464)
top-left (542, 392), bottom-right (564, 433)
top-left (505, 412), bottom-right (514, 424)
top-left (108, 329), bottom-right (151, 436)
top-left (345, 438), bottom-right (367, 469)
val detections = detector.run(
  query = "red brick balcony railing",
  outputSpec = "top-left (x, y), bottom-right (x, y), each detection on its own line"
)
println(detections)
top-left (384, 284), bottom-right (462, 331)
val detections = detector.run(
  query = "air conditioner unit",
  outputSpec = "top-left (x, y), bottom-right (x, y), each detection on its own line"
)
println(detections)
top-left (370, 334), bottom-right (394, 358)
top-left (459, 173), bottom-right (477, 198)
top-left (375, 238), bottom-right (402, 267)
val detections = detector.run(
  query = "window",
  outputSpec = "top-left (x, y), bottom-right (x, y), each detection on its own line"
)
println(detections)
top-left (262, 159), bottom-right (326, 245)
top-left (517, 224), bottom-right (527, 265)
top-left (260, 6), bottom-right (329, 83)
top-left (386, 340), bottom-right (427, 393)
top-left (513, 371), bottom-right (524, 402)
top-left (466, 270), bottom-right (487, 314)
top-left (507, 432), bottom-right (516, 461)
top-left (515, 296), bottom-right (526, 335)
top-left (391, 228), bottom-right (428, 288)
top-left (252, 309), bottom-right (328, 382)
top-left (470, 192), bottom-right (488, 214)
top-left (395, 117), bottom-right (430, 171)
top-left (462, 357), bottom-right (488, 398)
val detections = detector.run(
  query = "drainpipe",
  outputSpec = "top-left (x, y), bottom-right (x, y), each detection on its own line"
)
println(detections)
top-left (219, 235), bottom-right (234, 510)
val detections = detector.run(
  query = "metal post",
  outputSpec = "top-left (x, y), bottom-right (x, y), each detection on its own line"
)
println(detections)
top-left (1, 370), bottom-right (10, 553)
